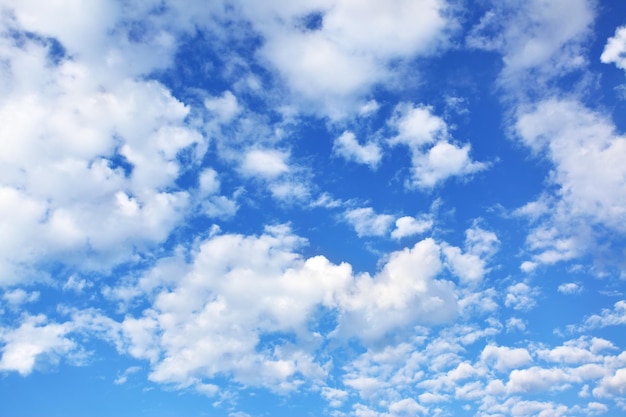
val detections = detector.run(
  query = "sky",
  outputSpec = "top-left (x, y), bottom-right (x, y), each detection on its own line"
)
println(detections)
top-left (1, 0), bottom-right (626, 416)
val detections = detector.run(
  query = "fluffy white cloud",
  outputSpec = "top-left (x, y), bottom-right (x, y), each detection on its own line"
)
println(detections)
top-left (204, 91), bottom-right (241, 122)
top-left (505, 283), bottom-right (538, 311)
top-left (98, 227), bottom-right (461, 392)
top-left (389, 104), bottom-right (447, 147)
top-left (338, 238), bottom-right (457, 342)
top-left (248, 0), bottom-right (450, 117)
top-left (388, 104), bottom-right (486, 189)
top-left (593, 368), bottom-right (626, 398)
top-left (321, 387), bottom-right (349, 408)
top-left (2, 288), bottom-right (39, 308)
top-left (515, 99), bottom-right (626, 268)
top-left (506, 366), bottom-right (577, 394)
top-left (601, 26), bottom-right (626, 71)
top-left (391, 215), bottom-right (433, 239)
top-left (481, 345), bottom-right (533, 373)
top-left (578, 301), bottom-right (626, 330)
top-left (388, 398), bottom-right (427, 415)
top-left (467, 0), bottom-right (594, 85)
top-left (411, 141), bottom-right (486, 189)
top-left (558, 282), bottom-right (582, 295)
top-left (443, 224), bottom-right (499, 285)
top-left (0, 5), bottom-right (218, 285)
top-left (343, 207), bottom-right (395, 237)
top-left (333, 131), bottom-right (382, 169)
top-left (240, 149), bottom-right (291, 178)
top-left (0, 315), bottom-right (75, 375)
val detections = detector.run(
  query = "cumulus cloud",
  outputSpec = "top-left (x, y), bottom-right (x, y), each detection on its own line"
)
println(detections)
top-left (558, 282), bottom-right (582, 295)
top-left (343, 207), bottom-right (395, 237)
top-left (481, 345), bottom-right (533, 373)
top-left (249, 0), bottom-right (450, 117)
top-left (443, 224), bottom-right (499, 285)
top-left (94, 228), bottom-right (462, 392)
top-left (333, 131), bottom-right (382, 169)
top-left (240, 149), bottom-right (291, 178)
top-left (0, 3), bottom-right (222, 285)
top-left (337, 238), bottom-right (458, 342)
top-left (204, 91), bottom-right (241, 122)
top-left (391, 215), bottom-right (433, 239)
top-left (466, 0), bottom-right (594, 88)
top-left (515, 98), bottom-right (626, 269)
top-left (601, 26), bottom-right (626, 71)
top-left (577, 301), bottom-right (626, 331)
top-left (0, 66), bottom-right (200, 283)
top-left (388, 104), bottom-right (486, 189)
top-left (0, 315), bottom-right (75, 375)
top-left (505, 283), bottom-right (538, 311)
top-left (2, 289), bottom-right (39, 308)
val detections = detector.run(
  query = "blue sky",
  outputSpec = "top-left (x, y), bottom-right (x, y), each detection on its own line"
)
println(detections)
top-left (1, 1), bottom-right (626, 416)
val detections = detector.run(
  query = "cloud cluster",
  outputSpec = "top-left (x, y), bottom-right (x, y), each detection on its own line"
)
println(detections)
top-left (102, 227), bottom-right (464, 391)
top-left (514, 99), bottom-right (626, 271)
top-left (246, 0), bottom-right (450, 117)
top-left (1, 1), bottom-right (625, 416)
top-left (388, 104), bottom-right (486, 189)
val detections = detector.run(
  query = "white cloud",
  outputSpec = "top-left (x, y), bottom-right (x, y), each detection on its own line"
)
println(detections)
top-left (98, 228), bottom-right (461, 392)
top-left (337, 238), bottom-right (457, 342)
top-left (0, 315), bottom-right (75, 375)
top-left (506, 367), bottom-right (577, 394)
top-left (593, 368), bottom-right (626, 398)
top-left (0, 33), bottom-right (205, 284)
top-left (443, 246), bottom-right (485, 285)
top-left (343, 207), bottom-right (395, 237)
top-left (515, 99), bottom-right (626, 268)
top-left (204, 91), bottom-right (241, 122)
top-left (2, 288), bottom-right (39, 307)
top-left (558, 282), bottom-right (582, 295)
top-left (391, 215), bottom-right (433, 239)
top-left (505, 283), bottom-right (538, 311)
top-left (467, 0), bottom-right (594, 86)
top-left (535, 339), bottom-right (601, 365)
top-left (578, 301), bottom-right (626, 330)
top-left (481, 345), bottom-right (533, 373)
top-left (249, 0), bottom-right (450, 117)
top-left (359, 100), bottom-right (380, 116)
top-left (389, 104), bottom-right (447, 147)
top-left (240, 149), bottom-right (290, 178)
top-left (333, 131), bottom-right (382, 169)
top-left (601, 26), bottom-right (626, 71)
top-left (114, 366), bottom-right (141, 385)
top-left (199, 168), bottom-right (221, 195)
top-left (388, 398), bottom-right (427, 415)
top-left (107, 226), bottom-right (351, 391)
top-left (506, 317), bottom-right (527, 333)
top-left (322, 387), bottom-right (349, 408)
top-left (388, 104), bottom-right (486, 189)
top-left (443, 224), bottom-right (499, 285)
top-left (413, 141), bottom-right (485, 189)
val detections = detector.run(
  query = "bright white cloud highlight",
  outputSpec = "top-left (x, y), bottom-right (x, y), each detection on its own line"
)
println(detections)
top-left (344, 207), bottom-right (395, 237)
top-left (98, 227), bottom-right (462, 392)
top-left (601, 26), bottom-right (626, 71)
top-left (0, 315), bottom-right (75, 375)
top-left (333, 131), bottom-right (382, 168)
top-left (240, 149), bottom-right (290, 178)
top-left (388, 104), bottom-right (486, 188)
top-left (247, 0), bottom-right (449, 117)
top-left (515, 98), bottom-right (626, 268)
top-left (391, 215), bottom-right (433, 239)
top-left (467, 0), bottom-right (594, 84)
top-left (558, 282), bottom-right (582, 295)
